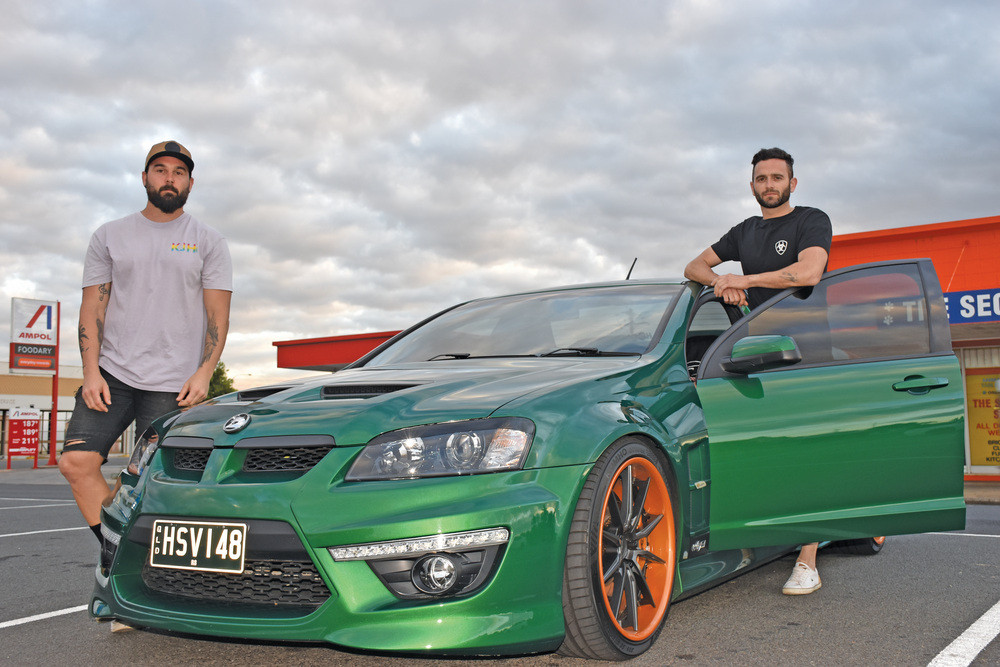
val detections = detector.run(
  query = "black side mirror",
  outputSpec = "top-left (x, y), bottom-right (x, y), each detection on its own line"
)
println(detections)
top-left (721, 335), bottom-right (802, 374)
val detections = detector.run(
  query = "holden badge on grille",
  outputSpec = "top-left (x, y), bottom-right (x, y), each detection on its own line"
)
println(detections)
top-left (223, 413), bottom-right (252, 434)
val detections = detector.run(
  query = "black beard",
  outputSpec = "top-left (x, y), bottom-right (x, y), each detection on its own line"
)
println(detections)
top-left (754, 185), bottom-right (791, 209)
top-left (146, 184), bottom-right (189, 214)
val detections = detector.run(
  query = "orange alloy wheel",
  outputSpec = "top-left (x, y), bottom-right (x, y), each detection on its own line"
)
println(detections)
top-left (596, 456), bottom-right (676, 641)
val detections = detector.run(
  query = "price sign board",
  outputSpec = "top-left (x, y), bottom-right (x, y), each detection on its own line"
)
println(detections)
top-left (7, 407), bottom-right (42, 469)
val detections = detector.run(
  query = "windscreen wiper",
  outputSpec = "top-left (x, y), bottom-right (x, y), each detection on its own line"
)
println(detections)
top-left (427, 353), bottom-right (472, 360)
top-left (538, 347), bottom-right (637, 357)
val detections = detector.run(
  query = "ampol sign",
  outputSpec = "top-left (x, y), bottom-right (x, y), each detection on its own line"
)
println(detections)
top-left (10, 298), bottom-right (59, 372)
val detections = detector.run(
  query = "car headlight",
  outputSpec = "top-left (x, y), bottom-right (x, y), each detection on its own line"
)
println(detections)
top-left (126, 428), bottom-right (160, 477)
top-left (346, 417), bottom-right (534, 480)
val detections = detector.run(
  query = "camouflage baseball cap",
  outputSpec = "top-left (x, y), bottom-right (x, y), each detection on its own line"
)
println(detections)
top-left (144, 140), bottom-right (194, 172)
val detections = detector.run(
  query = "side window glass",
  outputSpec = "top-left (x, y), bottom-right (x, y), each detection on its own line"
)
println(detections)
top-left (686, 299), bottom-right (737, 378)
top-left (709, 264), bottom-right (930, 372)
top-left (824, 266), bottom-right (930, 358)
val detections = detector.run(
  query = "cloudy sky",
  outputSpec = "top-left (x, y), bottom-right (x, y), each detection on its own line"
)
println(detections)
top-left (2, 1), bottom-right (998, 389)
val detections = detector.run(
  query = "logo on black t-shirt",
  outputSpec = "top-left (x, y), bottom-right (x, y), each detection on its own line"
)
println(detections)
top-left (775, 240), bottom-right (788, 255)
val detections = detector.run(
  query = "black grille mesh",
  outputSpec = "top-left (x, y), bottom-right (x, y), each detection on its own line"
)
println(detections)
top-left (171, 448), bottom-right (212, 471)
top-left (242, 446), bottom-right (333, 472)
top-left (142, 559), bottom-right (331, 608)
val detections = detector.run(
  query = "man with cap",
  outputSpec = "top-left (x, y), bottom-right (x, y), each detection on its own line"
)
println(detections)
top-left (59, 141), bottom-right (233, 544)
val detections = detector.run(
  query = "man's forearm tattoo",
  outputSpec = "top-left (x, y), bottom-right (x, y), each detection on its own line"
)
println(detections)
top-left (781, 270), bottom-right (799, 284)
top-left (78, 318), bottom-right (103, 354)
top-left (78, 325), bottom-right (89, 355)
top-left (98, 283), bottom-right (110, 302)
top-left (200, 320), bottom-right (220, 367)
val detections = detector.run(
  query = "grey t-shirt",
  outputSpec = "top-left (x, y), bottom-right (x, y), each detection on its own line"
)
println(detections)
top-left (82, 211), bottom-right (233, 392)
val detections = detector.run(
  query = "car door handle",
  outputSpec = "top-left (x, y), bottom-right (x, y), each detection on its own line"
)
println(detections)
top-left (892, 376), bottom-right (949, 393)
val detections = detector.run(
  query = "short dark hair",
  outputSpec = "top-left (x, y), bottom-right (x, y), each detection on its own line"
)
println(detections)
top-left (751, 147), bottom-right (793, 178)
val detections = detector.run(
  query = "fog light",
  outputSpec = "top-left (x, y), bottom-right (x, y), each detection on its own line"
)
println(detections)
top-left (413, 554), bottom-right (458, 594)
top-left (91, 599), bottom-right (111, 617)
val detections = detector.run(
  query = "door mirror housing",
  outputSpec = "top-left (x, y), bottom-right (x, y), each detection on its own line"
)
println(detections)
top-left (721, 335), bottom-right (802, 374)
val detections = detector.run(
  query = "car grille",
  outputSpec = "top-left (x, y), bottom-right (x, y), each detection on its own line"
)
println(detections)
top-left (243, 445), bottom-right (334, 472)
top-left (161, 436), bottom-right (336, 475)
top-left (142, 559), bottom-right (331, 608)
top-left (172, 447), bottom-right (212, 471)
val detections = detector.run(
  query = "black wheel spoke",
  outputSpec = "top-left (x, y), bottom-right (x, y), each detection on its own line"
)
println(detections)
top-left (619, 466), bottom-right (634, 529)
top-left (631, 560), bottom-right (656, 606)
top-left (629, 477), bottom-right (650, 532)
top-left (634, 548), bottom-right (666, 565)
top-left (619, 564), bottom-right (640, 629)
top-left (606, 490), bottom-right (623, 531)
top-left (635, 512), bottom-right (663, 539)
top-left (603, 550), bottom-right (623, 582)
top-left (609, 568), bottom-right (625, 614)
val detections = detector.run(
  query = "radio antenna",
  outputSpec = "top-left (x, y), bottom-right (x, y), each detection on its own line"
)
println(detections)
top-left (625, 257), bottom-right (637, 280)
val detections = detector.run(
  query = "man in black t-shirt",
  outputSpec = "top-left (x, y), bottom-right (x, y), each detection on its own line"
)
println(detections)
top-left (683, 147), bottom-right (831, 595)
top-left (685, 147), bottom-right (832, 310)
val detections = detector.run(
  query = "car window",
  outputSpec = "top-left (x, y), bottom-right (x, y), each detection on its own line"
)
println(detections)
top-left (685, 298), bottom-right (739, 379)
top-left (364, 284), bottom-right (683, 365)
top-left (704, 263), bottom-right (932, 374)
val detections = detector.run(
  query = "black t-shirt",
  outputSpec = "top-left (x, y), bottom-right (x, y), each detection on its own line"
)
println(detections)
top-left (711, 206), bottom-right (832, 309)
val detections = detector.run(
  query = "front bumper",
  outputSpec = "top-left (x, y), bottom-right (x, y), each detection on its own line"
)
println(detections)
top-left (92, 459), bottom-right (588, 655)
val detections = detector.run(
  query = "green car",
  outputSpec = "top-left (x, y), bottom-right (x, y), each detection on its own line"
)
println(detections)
top-left (92, 259), bottom-right (965, 660)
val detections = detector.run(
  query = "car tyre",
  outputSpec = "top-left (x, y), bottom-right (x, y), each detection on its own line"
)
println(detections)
top-left (826, 536), bottom-right (886, 555)
top-left (559, 438), bottom-right (677, 661)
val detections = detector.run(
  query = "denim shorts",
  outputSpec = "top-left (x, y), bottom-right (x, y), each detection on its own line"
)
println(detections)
top-left (63, 368), bottom-right (181, 461)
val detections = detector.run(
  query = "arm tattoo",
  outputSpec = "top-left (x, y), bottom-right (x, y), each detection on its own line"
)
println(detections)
top-left (78, 319), bottom-right (103, 354)
top-left (97, 283), bottom-right (111, 302)
top-left (781, 270), bottom-right (798, 284)
top-left (200, 320), bottom-right (220, 367)
top-left (78, 325), bottom-right (89, 354)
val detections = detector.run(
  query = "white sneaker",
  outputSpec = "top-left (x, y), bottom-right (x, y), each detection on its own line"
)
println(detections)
top-left (782, 561), bottom-right (821, 595)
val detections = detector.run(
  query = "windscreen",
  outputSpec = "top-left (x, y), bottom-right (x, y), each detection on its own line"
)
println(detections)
top-left (364, 284), bottom-right (683, 366)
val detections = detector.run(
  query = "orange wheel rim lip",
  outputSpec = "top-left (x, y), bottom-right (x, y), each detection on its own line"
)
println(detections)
top-left (597, 456), bottom-right (676, 641)
top-left (873, 536), bottom-right (886, 545)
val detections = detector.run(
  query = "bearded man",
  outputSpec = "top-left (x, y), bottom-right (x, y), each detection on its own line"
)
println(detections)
top-left (59, 141), bottom-right (233, 545)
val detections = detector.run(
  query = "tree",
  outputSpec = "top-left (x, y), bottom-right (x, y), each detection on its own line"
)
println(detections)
top-left (208, 361), bottom-right (236, 399)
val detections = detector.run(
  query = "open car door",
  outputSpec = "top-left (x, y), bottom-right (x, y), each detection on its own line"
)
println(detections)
top-left (695, 259), bottom-right (966, 550)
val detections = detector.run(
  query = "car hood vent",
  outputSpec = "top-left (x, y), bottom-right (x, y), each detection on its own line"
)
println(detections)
top-left (321, 383), bottom-right (418, 400)
top-left (237, 386), bottom-right (295, 402)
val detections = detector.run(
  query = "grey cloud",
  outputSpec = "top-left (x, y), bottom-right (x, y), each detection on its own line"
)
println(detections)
top-left (2, 0), bottom-right (998, 387)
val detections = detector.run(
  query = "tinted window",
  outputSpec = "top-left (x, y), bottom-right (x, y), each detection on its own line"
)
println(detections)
top-left (722, 264), bottom-right (930, 367)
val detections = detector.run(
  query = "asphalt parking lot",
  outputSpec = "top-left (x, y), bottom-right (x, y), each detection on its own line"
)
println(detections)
top-left (2, 458), bottom-right (999, 666)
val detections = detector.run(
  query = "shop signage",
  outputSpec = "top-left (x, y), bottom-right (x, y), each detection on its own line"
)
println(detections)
top-left (944, 288), bottom-right (1000, 324)
top-left (965, 369), bottom-right (1000, 467)
top-left (9, 298), bottom-right (58, 372)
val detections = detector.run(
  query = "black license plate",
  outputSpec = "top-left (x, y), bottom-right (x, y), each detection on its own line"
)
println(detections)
top-left (150, 520), bottom-right (247, 573)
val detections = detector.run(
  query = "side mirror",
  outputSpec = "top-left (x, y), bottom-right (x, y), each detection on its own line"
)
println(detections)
top-left (721, 335), bottom-right (802, 374)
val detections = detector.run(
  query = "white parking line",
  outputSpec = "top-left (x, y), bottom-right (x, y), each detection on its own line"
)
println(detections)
top-left (0, 605), bottom-right (88, 630)
top-left (928, 597), bottom-right (1000, 667)
top-left (0, 503), bottom-right (76, 511)
top-left (0, 526), bottom-right (88, 538)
